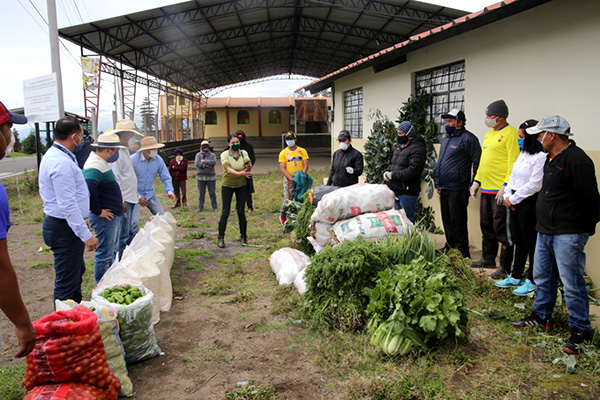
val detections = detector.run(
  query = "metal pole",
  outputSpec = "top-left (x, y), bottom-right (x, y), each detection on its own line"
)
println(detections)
top-left (35, 123), bottom-right (42, 173)
top-left (91, 108), bottom-right (98, 140)
top-left (47, 0), bottom-right (65, 117)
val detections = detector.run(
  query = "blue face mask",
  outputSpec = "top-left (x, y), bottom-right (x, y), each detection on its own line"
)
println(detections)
top-left (73, 134), bottom-right (84, 153)
top-left (286, 140), bottom-right (295, 147)
top-left (518, 138), bottom-right (524, 150)
top-left (445, 125), bottom-right (456, 135)
top-left (108, 149), bottom-right (120, 163)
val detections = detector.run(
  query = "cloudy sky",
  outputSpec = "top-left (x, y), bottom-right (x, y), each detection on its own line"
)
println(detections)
top-left (2, 0), bottom-right (495, 135)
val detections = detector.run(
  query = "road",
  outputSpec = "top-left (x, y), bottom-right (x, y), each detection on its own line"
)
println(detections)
top-left (0, 156), bottom-right (37, 180)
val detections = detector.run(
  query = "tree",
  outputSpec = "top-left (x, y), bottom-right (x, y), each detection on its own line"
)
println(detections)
top-left (140, 97), bottom-right (156, 135)
top-left (11, 128), bottom-right (21, 152)
top-left (21, 132), bottom-right (37, 154)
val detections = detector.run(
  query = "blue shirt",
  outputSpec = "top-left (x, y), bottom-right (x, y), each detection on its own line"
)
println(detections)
top-left (39, 143), bottom-right (92, 242)
top-left (130, 152), bottom-right (174, 199)
top-left (0, 183), bottom-right (11, 240)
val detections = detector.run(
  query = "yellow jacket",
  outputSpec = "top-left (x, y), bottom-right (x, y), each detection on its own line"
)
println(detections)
top-left (474, 124), bottom-right (520, 194)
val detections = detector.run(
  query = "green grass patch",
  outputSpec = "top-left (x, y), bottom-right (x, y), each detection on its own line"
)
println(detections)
top-left (0, 364), bottom-right (26, 400)
top-left (25, 261), bottom-right (52, 269)
top-left (175, 249), bottom-right (214, 263)
top-left (182, 261), bottom-right (205, 271)
top-left (180, 231), bottom-right (205, 240)
top-left (177, 220), bottom-right (198, 228)
top-left (20, 241), bottom-right (32, 245)
top-left (225, 383), bottom-right (279, 400)
top-left (255, 319), bottom-right (291, 333)
top-left (34, 231), bottom-right (42, 237)
top-left (224, 290), bottom-right (257, 304)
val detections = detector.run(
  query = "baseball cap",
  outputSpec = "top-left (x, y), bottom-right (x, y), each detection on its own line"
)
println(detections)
top-left (285, 131), bottom-right (296, 139)
top-left (441, 108), bottom-right (465, 122)
top-left (525, 115), bottom-right (572, 136)
top-left (0, 101), bottom-right (28, 125)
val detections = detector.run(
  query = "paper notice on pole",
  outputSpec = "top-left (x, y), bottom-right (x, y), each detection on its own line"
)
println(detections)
top-left (23, 73), bottom-right (61, 123)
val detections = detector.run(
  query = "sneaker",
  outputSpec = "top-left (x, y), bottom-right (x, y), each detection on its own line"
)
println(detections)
top-left (495, 275), bottom-right (523, 288)
top-left (247, 208), bottom-right (253, 214)
top-left (562, 328), bottom-right (592, 355)
top-left (279, 215), bottom-right (286, 225)
top-left (513, 279), bottom-right (536, 296)
top-left (511, 312), bottom-right (552, 331)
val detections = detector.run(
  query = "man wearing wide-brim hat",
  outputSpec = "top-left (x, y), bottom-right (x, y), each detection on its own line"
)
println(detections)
top-left (83, 132), bottom-right (126, 283)
top-left (130, 136), bottom-right (176, 219)
top-left (110, 119), bottom-right (144, 256)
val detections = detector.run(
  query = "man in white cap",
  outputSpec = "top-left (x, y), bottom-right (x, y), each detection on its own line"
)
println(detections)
top-left (83, 132), bottom-right (126, 283)
top-left (0, 101), bottom-right (36, 358)
top-left (131, 136), bottom-right (176, 218)
top-left (512, 116), bottom-right (600, 355)
top-left (111, 119), bottom-right (143, 255)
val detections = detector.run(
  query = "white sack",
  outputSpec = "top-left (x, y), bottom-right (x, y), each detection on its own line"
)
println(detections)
top-left (269, 248), bottom-right (311, 286)
top-left (331, 209), bottom-right (412, 244)
top-left (294, 268), bottom-right (307, 295)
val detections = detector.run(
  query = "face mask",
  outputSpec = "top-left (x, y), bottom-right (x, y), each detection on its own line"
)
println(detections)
top-left (286, 140), bottom-right (295, 147)
top-left (176, 155), bottom-right (183, 162)
top-left (397, 135), bottom-right (409, 145)
top-left (339, 142), bottom-right (349, 151)
top-left (73, 134), bottom-right (84, 153)
top-left (518, 138), bottom-right (524, 150)
top-left (445, 125), bottom-right (456, 135)
top-left (538, 132), bottom-right (548, 153)
top-left (108, 150), bottom-right (120, 163)
top-left (484, 117), bottom-right (497, 128)
top-left (201, 148), bottom-right (209, 154)
top-left (231, 143), bottom-right (240, 151)
top-left (148, 149), bottom-right (158, 159)
top-left (3, 133), bottom-right (14, 158)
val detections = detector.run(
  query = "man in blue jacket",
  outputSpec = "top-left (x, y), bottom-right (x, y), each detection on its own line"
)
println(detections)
top-left (434, 109), bottom-right (481, 258)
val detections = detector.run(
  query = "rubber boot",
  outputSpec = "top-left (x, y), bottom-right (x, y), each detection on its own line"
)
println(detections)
top-left (491, 245), bottom-right (513, 279)
top-left (218, 236), bottom-right (225, 248)
top-left (240, 235), bottom-right (247, 246)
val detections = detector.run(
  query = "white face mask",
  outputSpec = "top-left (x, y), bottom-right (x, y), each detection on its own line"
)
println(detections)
top-left (3, 133), bottom-right (14, 158)
top-left (176, 155), bottom-right (183, 162)
top-left (484, 117), bottom-right (498, 128)
top-left (148, 149), bottom-right (158, 159)
top-left (538, 132), bottom-right (549, 153)
top-left (339, 142), bottom-right (349, 151)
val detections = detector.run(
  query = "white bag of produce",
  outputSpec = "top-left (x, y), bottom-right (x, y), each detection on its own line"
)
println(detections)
top-left (151, 213), bottom-right (176, 241)
top-left (130, 221), bottom-right (175, 272)
top-left (307, 236), bottom-right (324, 254)
top-left (313, 222), bottom-right (332, 246)
top-left (294, 268), bottom-right (307, 295)
top-left (92, 262), bottom-right (162, 364)
top-left (123, 245), bottom-right (172, 313)
top-left (161, 211), bottom-right (178, 230)
top-left (310, 183), bottom-right (395, 224)
top-left (120, 251), bottom-right (162, 325)
top-left (331, 209), bottom-right (412, 244)
top-left (269, 248), bottom-right (311, 286)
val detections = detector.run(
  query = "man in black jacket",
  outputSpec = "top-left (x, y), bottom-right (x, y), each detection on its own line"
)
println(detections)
top-left (327, 130), bottom-right (364, 187)
top-left (512, 115), bottom-right (600, 355)
top-left (434, 109), bottom-right (481, 258)
top-left (383, 121), bottom-right (426, 223)
top-left (236, 130), bottom-right (256, 212)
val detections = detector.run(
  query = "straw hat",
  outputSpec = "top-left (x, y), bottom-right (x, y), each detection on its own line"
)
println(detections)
top-left (137, 136), bottom-right (165, 152)
top-left (112, 119), bottom-right (143, 137)
top-left (91, 132), bottom-right (125, 149)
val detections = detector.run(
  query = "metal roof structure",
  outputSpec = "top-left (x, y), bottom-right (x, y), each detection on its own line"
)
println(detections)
top-left (58, 0), bottom-right (467, 94)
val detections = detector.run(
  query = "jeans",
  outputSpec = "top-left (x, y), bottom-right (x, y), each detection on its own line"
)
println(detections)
top-left (42, 216), bottom-right (86, 303)
top-left (439, 189), bottom-right (470, 258)
top-left (533, 233), bottom-right (590, 331)
top-left (198, 180), bottom-right (217, 210)
top-left (394, 194), bottom-right (417, 223)
top-left (89, 213), bottom-right (122, 284)
top-left (132, 195), bottom-right (165, 231)
top-left (218, 185), bottom-right (247, 238)
top-left (118, 202), bottom-right (137, 259)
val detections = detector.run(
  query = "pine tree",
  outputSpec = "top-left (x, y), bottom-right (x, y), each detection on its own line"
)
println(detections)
top-left (139, 97), bottom-right (156, 135)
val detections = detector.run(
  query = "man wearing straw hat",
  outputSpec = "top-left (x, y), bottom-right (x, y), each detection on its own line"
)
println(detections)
top-left (131, 136), bottom-right (176, 219)
top-left (83, 132), bottom-right (126, 283)
top-left (111, 119), bottom-right (143, 255)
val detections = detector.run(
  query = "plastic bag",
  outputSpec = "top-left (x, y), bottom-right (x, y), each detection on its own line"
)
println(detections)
top-left (269, 248), bottom-right (311, 286)
top-left (130, 221), bottom-right (174, 273)
top-left (310, 183), bottom-right (395, 224)
top-left (92, 263), bottom-right (162, 364)
top-left (150, 214), bottom-right (176, 241)
top-left (24, 381), bottom-right (120, 400)
top-left (24, 308), bottom-right (121, 396)
top-left (294, 268), bottom-right (307, 295)
top-left (330, 209), bottom-right (412, 244)
top-left (119, 251), bottom-right (162, 324)
top-left (311, 185), bottom-right (339, 206)
top-left (55, 300), bottom-right (133, 397)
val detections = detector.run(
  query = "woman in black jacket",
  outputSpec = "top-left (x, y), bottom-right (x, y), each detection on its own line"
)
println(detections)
top-left (327, 130), bottom-right (364, 187)
top-left (384, 121), bottom-right (426, 223)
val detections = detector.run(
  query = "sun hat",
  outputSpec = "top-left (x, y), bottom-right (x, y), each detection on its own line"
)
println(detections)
top-left (91, 132), bottom-right (125, 148)
top-left (0, 101), bottom-right (28, 125)
top-left (525, 115), bottom-right (572, 136)
top-left (137, 136), bottom-right (165, 152)
top-left (112, 119), bottom-right (143, 137)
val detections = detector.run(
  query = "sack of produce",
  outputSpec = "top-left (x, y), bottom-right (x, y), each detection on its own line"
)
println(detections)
top-left (331, 209), bottom-right (412, 244)
top-left (93, 263), bottom-right (162, 364)
top-left (120, 250), bottom-right (162, 324)
top-left (130, 221), bottom-right (174, 272)
top-left (150, 213), bottom-right (176, 241)
top-left (55, 300), bottom-right (133, 397)
top-left (310, 185), bottom-right (339, 206)
top-left (269, 248), bottom-right (311, 286)
top-left (310, 183), bottom-right (395, 224)
top-left (24, 381), bottom-right (120, 400)
top-left (312, 222), bottom-right (332, 247)
top-left (294, 268), bottom-right (307, 295)
top-left (23, 307), bottom-right (121, 398)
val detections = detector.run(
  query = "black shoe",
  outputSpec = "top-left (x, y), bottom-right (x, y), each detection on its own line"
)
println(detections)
top-left (563, 328), bottom-right (592, 355)
top-left (490, 267), bottom-right (509, 279)
top-left (218, 237), bottom-right (225, 248)
top-left (470, 260), bottom-right (496, 268)
top-left (240, 236), bottom-right (247, 245)
top-left (511, 312), bottom-right (552, 331)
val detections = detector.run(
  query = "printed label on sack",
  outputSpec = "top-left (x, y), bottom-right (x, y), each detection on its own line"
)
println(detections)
top-left (376, 212), bottom-right (398, 233)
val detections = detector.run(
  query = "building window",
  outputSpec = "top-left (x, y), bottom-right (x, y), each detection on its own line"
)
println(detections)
top-left (205, 111), bottom-right (217, 125)
top-left (179, 96), bottom-right (186, 106)
top-left (268, 110), bottom-right (281, 124)
top-left (237, 110), bottom-right (250, 124)
top-left (415, 61), bottom-right (465, 134)
top-left (343, 88), bottom-right (363, 138)
top-left (167, 95), bottom-right (175, 106)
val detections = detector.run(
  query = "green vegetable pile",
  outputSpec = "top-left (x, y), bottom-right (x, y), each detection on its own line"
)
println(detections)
top-left (293, 193), bottom-right (316, 255)
top-left (283, 199), bottom-right (302, 233)
top-left (100, 285), bottom-right (143, 305)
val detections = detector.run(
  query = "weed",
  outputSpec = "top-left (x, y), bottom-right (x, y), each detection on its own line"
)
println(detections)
top-left (177, 220), bottom-right (199, 228)
top-left (34, 231), bottom-right (42, 237)
top-left (0, 364), bottom-right (26, 400)
top-left (195, 343), bottom-right (229, 363)
top-left (225, 383), bottom-right (279, 400)
top-left (181, 231), bottom-right (205, 240)
top-left (182, 262), bottom-right (205, 271)
top-left (20, 241), bottom-right (32, 245)
top-left (224, 290), bottom-right (256, 304)
top-left (255, 319), bottom-right (290, 333)
top-left (25, 261), bottom-right (53, 269)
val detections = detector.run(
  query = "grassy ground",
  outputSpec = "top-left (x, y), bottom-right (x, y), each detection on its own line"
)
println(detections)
top-left (1, 168), bottom-right (600, 399)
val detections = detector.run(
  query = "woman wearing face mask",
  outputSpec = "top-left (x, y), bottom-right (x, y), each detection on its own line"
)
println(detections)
top-left (327, 130), bottom-right (364, 187)
top-left (218, 134), bottom-right (252, 248)
top-left (494, 119), bottom-right (545, 295)
top-left (195, 140), bottom-right (217, 212)
top-left (168, 148), bottom-right (189, 208)
top-left (383, 121), bottom-right (426, 223)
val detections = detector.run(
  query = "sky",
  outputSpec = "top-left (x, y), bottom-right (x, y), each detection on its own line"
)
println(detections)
top-left (1, 0), bottom-right (496, 135)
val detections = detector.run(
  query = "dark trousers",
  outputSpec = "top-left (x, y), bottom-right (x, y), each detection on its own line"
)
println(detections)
top-left (480, 193), bottom-right (510, 266)
top-left (173, 180), bottom-right (187, 206)
top-left (218, 185), bottom-right (247, 238)
top-left (42, 216), bottom-right (86, 303)
top-left (246, 177), bottom-right (255, 210)
top-left (439, 189), bottom-right (471, 258)
top-left (509, 195), bottom-right (538, 282)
